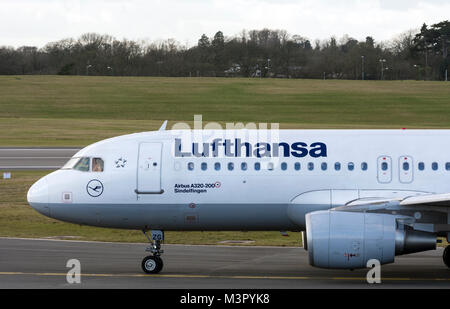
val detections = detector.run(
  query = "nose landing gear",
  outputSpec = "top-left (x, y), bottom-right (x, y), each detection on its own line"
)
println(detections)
top-left (141, 230), bottom-right (164, 274)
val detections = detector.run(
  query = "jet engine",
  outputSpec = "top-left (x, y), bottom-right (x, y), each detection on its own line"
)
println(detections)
top-left (305, 210), bottom-right (436, 269)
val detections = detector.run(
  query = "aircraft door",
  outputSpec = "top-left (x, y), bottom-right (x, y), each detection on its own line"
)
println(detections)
top-left (136, 142), bottom-right (163, 194)
top-left (399, 156), bottom-right (413, 183)
top-left (377, 156), bottom-right (392, 184)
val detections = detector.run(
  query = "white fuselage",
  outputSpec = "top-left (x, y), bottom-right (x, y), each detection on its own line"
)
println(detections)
top-left (27, 129), bottom-right (450, 232)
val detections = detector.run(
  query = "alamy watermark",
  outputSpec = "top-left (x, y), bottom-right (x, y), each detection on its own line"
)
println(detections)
top-left (366, 259), bottom-right (381, 284)
top-left (66, 259), bottom-right (81, 284)
top-left (169, 115), bottom-right (285, 167)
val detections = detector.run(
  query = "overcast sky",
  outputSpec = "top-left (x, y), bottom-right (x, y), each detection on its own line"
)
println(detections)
top-left (1, 0), bottom-right (449, 48)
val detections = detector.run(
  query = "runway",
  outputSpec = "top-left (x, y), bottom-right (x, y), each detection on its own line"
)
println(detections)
top-left (0, 148), bottom-right (79, 170)
top-left (0, 238), bottom-right (448, 288)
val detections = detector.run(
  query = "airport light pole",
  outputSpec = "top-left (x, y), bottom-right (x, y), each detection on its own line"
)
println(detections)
top-left (379, 59), bottom-right (386, 80)
top-left (414, 64), bottom-right (421, 80)
top-left (361, 56), bottom-right (365, 80)
top-left (156, 61), bottom-right (163, 76)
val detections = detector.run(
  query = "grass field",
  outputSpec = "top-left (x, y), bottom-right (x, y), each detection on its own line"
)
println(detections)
top-left (0, 75), bottom-right (449, 146)
top-left (0, 75), bottom-right (448, 246)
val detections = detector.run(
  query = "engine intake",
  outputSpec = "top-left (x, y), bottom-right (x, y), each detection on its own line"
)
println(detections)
top-left (305, 210), bottom-right (436, 269)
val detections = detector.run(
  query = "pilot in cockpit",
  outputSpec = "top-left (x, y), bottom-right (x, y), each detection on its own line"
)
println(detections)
top-left (92, 158), bottom-right (104, 172)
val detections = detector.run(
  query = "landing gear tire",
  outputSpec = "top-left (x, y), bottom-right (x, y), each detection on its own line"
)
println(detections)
top-left (444, 246), bottom-right (450, 268)
top-left (142, 255), bottom-right (164, 274)
top-left (141, 230), bottom-right (165, 274)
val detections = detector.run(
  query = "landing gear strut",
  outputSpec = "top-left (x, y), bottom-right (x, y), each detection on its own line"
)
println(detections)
top-left (444, 246), bottom-right (450, 268)
top-left (141, 230), bottom-right (164, 274)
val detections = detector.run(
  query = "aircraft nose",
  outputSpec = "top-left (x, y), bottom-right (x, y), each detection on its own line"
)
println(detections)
top-left (27, 177), bottom-right (50, 216)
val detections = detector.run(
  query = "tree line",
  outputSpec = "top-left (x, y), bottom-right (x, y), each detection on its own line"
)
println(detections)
top-left (0, 20), bottom-right (448, 80)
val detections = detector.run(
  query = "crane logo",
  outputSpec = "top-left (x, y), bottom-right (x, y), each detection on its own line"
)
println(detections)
top-left (86, 179), bottom-right (104, 197)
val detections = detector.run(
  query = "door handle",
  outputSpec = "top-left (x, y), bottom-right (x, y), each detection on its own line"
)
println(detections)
top-left (135, 189), bottom-right (164, 194)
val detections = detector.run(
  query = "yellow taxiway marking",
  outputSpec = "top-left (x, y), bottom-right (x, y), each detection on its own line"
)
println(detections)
top-left (0, 272), bottom-right (449, 282)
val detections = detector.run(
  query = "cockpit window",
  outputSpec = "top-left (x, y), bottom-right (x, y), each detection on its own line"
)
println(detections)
top-left (61, 157), bottom-right (80, 170)
top-left (92, 158), bottom-right (104, 172)
top-left (73, 157), bottom-right (90, 172)
top-left (62, 156), bottom-right (104, 172)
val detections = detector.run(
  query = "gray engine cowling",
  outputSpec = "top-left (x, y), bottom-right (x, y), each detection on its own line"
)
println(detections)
top-left (305, 210), bottom-right (436, 269)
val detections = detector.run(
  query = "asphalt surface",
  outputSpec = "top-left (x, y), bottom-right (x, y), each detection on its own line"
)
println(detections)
top-left (0, 238), bottom-right (448, 289)
top-left (0, 148), bottom-right (79, 170)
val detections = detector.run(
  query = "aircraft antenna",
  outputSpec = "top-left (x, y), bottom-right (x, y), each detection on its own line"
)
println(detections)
top-left (159, 120), bottom-right (168, 131)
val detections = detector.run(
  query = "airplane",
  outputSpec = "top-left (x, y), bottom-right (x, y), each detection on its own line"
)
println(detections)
top-left (27, 123), bottom-right (450, 274)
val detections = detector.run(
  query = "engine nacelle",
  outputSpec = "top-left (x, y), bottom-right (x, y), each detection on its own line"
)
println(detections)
top-left (305, 210), bottom-right (436, 269)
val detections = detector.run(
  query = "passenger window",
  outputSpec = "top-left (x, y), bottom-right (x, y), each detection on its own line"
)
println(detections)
top-left (321, 162), bottom-right (327, 171)
top-left (214, 162), bottom-right (221, 171)
top-left (92, 158), bottom-right (104, 172)
top-left (188, 162), bottom-right (194, 171)
top-left (348, 162), bottom-right (355, 171)
top-left (381, 162), bottom-right (388, 171)
top-left (74, 157), bottom-right (90, 172)
top-left (334, 162), bottom-right (341, 171)
top-left (254, 162), bottom-right (261, 171)
top-left (361, 162), bottom-right (368, 171)
top-left (241, 162), bottom-right (247, 171)
top-left (418, 162), bottom-right (424, 171)
top-left (281, 162), bottom-right (287, 171)
top-left (432, 162), bottom-right (438, 171)
top-left (294, 162), bottom-right (301, 171)
top-left (308, 162), bottom-right (314, 171)
top-left (402, 162), bottom-right (410, 171)
top-left (268, 162), bottom-right (274, 171)
top-left (201, 162), bottom-right (207, 171)
top-left (228, 162), bottom-right (234, 171)
top-left (446, 163), bottom-right (450, 171)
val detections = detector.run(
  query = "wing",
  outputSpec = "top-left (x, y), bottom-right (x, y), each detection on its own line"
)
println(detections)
top-left (399, 193), bottom-right (450, 207)
top-left (342, 192), bottom-right (450, 208)
top-left (331, 193), bottom-right (450, 234)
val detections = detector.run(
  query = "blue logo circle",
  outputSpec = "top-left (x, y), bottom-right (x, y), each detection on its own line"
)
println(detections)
top-left (86, 179), bottom-right (104, 197)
